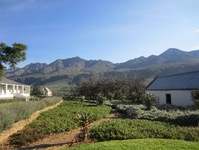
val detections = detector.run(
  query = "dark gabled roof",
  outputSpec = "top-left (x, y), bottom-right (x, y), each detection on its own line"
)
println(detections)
top-left (147, 71), bottom-right (199, 90)
top-left (0, 77), bottom-right (24, 85)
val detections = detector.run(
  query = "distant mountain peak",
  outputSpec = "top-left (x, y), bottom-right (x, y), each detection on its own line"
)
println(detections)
top-left (5, 49), bottom-right (199, 81)
top-left (159, 48), bottom-right (182, 55)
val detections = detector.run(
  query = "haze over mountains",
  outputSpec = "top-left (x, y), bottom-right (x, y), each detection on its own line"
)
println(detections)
top-left (5, 48), bottom-right (199, 94)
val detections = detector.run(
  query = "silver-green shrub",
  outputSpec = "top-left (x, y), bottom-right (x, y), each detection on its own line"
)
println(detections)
top-left (116, 104), bottom-right (134, 114)
top-left (126, 104), bottom-right (199, 126)
top-left (0, 97), bottom-right (61, 133)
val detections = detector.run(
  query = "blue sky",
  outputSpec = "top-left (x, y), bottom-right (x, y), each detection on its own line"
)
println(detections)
top-left (0, 0), bottom-right (199, 68)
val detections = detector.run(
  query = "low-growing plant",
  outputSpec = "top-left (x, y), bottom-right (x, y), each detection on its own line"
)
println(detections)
top-left (9, 101), bottom-right (110, 146)
top-left (88, 119), bottom-right (199, 141)
top-left (9, 128), bottom-right (46, 146)
top-left (116, 104), bottom-right (134, 114)
top-left (126, 104), bottom-right (199, 126)
top-left (0, 98), bottom-right (25, 104)
top-left (28, 101), bottom-right (111, 135)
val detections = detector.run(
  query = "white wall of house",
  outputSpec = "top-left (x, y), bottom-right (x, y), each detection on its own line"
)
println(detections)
top-left (43, 87), bottom-right (53, 97)
top-left (146, 90), bottom-right (194, 107)
top-left (0, 84), bottom-right (30, 100)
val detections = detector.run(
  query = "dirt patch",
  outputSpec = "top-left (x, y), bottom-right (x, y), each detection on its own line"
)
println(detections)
top-left (0, 100), bottom-right (63, 145)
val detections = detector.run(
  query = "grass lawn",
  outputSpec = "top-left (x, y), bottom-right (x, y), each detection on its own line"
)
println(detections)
top-left (66, 139), bottom-right (199, 150)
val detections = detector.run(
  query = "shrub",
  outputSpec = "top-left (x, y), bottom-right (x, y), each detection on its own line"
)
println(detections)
top-left (126, 104), bottom-right (199, 126)
top-left (173, 114), bottom-right (199, 126)
top-left (88, 119), bottom-right (199, 141)
top-left (74, 112), bottom-right (95, 140)
top-left (116, 104), bottom-right (134, 114)
top-left (142, 93), bottom-right (158, 110)
top-left (0, 97), bottom-right (62, 133)
top-left (96, 94), bottom-right (106, 105)
top-left (0, 98), bottom-right (25, 104)
top-left (9, 128), bottom-right (46, 146)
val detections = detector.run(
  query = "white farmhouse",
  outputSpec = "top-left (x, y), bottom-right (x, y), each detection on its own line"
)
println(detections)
top-left (0, 77), bottom-right (30, 101)
top-left (146, 71), bottom-right (199, 107)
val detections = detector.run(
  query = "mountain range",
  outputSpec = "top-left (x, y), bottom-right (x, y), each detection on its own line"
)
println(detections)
top-left (5, 48), bottom-right (199, 94)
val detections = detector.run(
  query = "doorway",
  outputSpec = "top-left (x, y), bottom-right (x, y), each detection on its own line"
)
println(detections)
top-left (166, 94), bottom-right (171, 104)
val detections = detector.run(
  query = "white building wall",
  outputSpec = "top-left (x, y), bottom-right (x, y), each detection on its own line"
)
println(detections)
top-left (146, 90), bottom-right (194, 107)
top-left (0, 84), bottom-right (30, 100)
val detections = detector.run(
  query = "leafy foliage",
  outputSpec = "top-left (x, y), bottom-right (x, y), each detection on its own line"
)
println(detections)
top-left (88, 119), bottom-right (199, 141)
top-left (72, 75), bottom-right (145, 103)
top-left (126, 104), bottom-right (199, 126)
top-left (31, 86), bottom-right (44, 98)
top-left (28, 101), bottom-right (111, 134)
top-left (0, 42), bottom-right (27, 77)
top-left (142, 93), bottom-right (158, 110)
top-left (74, 112), bottom-right (95, 140)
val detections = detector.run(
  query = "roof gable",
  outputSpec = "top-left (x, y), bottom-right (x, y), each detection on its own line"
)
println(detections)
top-left (147, 71), bottom-right (199, 90)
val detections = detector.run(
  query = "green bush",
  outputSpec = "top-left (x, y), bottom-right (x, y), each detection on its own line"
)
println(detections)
top-left (126, 104), bottom-right (199, 126)
top-left (116, 104), bottom-right (134, 114)
top-left (157, 104), bottom-right (197, 111)
top-left (0, 97), bottom-right (62, 133)
top-left (88, 119), bottom-right (199, 141)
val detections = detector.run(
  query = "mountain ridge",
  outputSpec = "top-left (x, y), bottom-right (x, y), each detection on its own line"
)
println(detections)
top-left (4, 48), bottom-right (199, 94)
top-left (6, 48), bottom-right (199, 76)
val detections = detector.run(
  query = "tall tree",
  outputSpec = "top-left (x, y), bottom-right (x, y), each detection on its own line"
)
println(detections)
top-left (32, 86), bottom-right (43, 97)
top-left (0, 42), bottom-right (27, 77)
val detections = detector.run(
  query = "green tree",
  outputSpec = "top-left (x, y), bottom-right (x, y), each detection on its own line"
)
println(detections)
top-left (32, 86), bottom-right (43, 98)
top-left (0, 42), bottom-right (27, 77)
top-left (72, 75), bottom-right (146, 103)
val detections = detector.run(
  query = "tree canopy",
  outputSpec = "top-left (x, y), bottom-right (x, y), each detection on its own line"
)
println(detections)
top-left (71, 75), bottom-right (146, 103)
top-left (32, 86), bottom-right (43, 97)
top-left (0, 42), bottom-right (27, 77)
